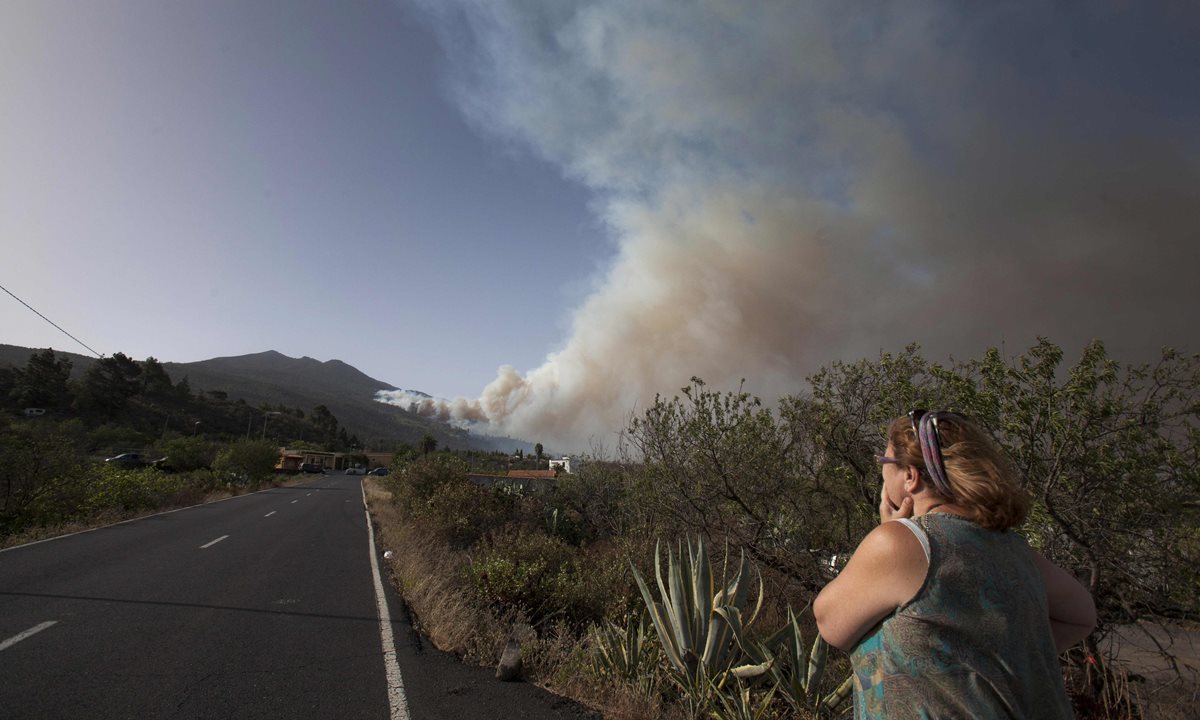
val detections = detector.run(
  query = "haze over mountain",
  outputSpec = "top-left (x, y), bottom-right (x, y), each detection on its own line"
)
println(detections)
top-left (0, 344), bottom-right (525, 452)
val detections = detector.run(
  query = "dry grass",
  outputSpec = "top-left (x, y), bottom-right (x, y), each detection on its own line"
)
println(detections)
top-left (365, 477), bottom-right (508, 664)
top-left (364, 477), bottom-right (690, 719)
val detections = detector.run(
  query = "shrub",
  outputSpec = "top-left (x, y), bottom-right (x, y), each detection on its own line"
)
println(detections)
top-left (391, 454), bottom-right (518, 545)
top-left (425, 480), bottom-right (515, 545)
top-left (390, 453), bottom-right (468, 509)
top-left (84, 465), bottom-right (185, 513)
top-left (468, 528), bottom-right (587, 626)
top-left (0, 418), bottom-right (90, 534)
top-left (155, 436), bottom-right (217, 472)
top-left (212, 439), bottom-right (279, 484)
top-left (87, 423), bottom-right (147, 453)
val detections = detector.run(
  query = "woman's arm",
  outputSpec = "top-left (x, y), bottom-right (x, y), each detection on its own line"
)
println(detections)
top-left (1031, 550), bottom-right (1097, 652)
top-left (814, 522), bottom-right (928, 652)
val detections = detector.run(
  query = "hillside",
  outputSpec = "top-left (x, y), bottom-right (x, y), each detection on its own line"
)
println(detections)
top-left (0, 344), bottom-right (97, 379)
top-left (0, 344), bottom-right (519, 452)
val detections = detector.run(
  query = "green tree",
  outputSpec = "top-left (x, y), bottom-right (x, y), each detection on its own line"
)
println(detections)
top-left (157, 436), bottom-right (217, 472)
top-left (174, 375), bottom-right (192, 401)
top-left (76, 352), bottom-right (142, 414)
top-left (943, 341), bottom-right (1200, 625)
top-left (10, 349), bottom-right (73, 409)
top-left (140, 357), bottom-right (175, 399)
top-left (628, 378), bottom-right (841, 591)
top-left (212, 440), bottom-right (280, 484)
top-left (310, 404), bottom-right (339, 446)
top-left (534, 442), bottom-right (544, 460)
top-left (626, 340), bottom-right (1200, 708)
top-left (420, 433), bottom-right (437, 456)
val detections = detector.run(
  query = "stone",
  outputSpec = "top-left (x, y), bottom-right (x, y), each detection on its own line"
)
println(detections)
top-left (495, 639), bottom-right (522, 681)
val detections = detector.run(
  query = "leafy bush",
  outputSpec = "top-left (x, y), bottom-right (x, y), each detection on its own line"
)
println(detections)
top-left (84, 465), bottom-right (185, 513)
top-left (87, 422), bottom-right (148, 454)
top-left (390, 454), bottom-right (517, 545)
top-left (212, 440), bottom-right (279, 484)
top-left (0, 419), bottom-right (90, 533)
top-left (389, 453), bottom-right (468, 508)
top-left (155, 436), bottom-right (217, 472)
top-left (468, 528), bottom-right (603, 627)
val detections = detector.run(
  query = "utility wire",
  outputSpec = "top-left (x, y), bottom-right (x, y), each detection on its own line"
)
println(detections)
top-left (0, 281), bottom-right (104, 358)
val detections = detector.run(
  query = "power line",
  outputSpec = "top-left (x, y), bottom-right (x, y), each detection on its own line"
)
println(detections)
top-left (0, 281), bottom-right (104, 358)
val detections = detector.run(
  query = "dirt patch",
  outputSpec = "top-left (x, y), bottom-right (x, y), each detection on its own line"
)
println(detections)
top-left (1105, 621), bottom-right (1200, 681)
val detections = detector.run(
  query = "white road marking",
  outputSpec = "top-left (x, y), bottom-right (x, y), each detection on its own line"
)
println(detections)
top-left (200, 535), bottom-right (229, 549)
top-left (0, 485), bottom-right (283, 554)
top-left (291, 500), bottom-right (298, 504)
top-left (0, 621), bottom-right (58, 652)
top-left (264, 511), bottom-right (276, 517)
top-left (361, 483), bottom-right (411, 720)
top-left (306, 492), bottom-right (312, 496)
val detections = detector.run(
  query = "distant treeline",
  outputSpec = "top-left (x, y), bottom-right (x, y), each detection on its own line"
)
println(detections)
top-left (0, 349), bottom-right (372, 452)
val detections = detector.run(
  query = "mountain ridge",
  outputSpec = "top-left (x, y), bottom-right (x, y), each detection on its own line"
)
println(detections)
top-left (0, 343), bottom-right (513, 451)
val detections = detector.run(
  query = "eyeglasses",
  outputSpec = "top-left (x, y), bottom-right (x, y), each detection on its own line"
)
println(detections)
top-left (876, 455), bottom-right (899, 465)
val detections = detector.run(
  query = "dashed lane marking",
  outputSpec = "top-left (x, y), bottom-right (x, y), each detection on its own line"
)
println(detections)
top-left (291, 500), bottom-right (299, 504)
top-left (265, 511), bottom-right (276, 517)
top-left (0, 621), bottom-right (58, 652)
top-left (0, 485), bottom-right (284, 554)
top-left (200, 535), bottom-right (229, 549)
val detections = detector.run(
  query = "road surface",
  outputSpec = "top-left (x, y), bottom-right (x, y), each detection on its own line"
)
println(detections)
top-left (0, 474), bottom-right (597, 719)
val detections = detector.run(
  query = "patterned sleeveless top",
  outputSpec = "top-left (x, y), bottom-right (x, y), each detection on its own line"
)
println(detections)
top-left (849, 513), bottom-right (1073, 719)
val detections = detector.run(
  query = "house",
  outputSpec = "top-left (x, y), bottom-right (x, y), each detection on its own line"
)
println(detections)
top-left (276, 448), bottom-right (396, 472)
top-left (507, 469), bottom-right (558, 480)
top-left (364, 452), bottom-right (393, 470)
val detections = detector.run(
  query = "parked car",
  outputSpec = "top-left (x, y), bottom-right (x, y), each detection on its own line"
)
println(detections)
top-left (344, 467), bottom-right (366, 475)
top-left (300, 462), bottom-right (326, 474)
top-left (369, 467), bottom-right (389, 476)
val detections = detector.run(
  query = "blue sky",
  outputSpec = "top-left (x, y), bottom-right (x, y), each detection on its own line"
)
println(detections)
top-left (2, 0), bottom-right (608, 397)
top-left (4, 1), bottom-right (1198, 449)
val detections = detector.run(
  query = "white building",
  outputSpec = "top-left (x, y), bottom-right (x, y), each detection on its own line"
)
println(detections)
top-left (547, 456), bottom-right (573, 474)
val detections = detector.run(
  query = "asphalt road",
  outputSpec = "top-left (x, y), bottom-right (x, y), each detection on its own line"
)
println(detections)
top-left (0, 475), bottom-right (598, 720)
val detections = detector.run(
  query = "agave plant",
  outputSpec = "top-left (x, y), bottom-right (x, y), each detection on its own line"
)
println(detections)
top-left (727, 606), bottom-right (854, 717)
top-left (589, 610), bottom-right (660, 694)
top-left (711, 678), bottom-right (778, 720)
top-left (631, 537), bottom-right (770, 712)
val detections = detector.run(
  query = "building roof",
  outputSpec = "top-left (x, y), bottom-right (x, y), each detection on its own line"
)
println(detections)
top-left (507, 469), bottom-right (558, 479)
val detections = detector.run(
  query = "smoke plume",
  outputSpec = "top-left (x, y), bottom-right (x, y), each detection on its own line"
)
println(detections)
top-left (384, 1), bottom-right (1200, 449)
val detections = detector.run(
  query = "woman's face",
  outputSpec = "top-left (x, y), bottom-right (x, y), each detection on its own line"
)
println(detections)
top-left (881, 441), bottom-right (908, 511)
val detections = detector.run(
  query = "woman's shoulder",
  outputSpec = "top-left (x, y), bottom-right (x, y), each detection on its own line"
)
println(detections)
top-left (857, 520), bottom-right (929, 563)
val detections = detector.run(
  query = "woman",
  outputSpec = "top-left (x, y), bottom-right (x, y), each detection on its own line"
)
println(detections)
top-left (814, 410), bottom-right (1096, 719)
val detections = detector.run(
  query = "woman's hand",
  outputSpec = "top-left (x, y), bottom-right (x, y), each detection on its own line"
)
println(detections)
top-left (879, 492), bottom-right (913, 524)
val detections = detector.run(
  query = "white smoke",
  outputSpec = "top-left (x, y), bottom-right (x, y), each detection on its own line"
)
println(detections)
top-left (385, 1), bottom-right (1200, 449)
